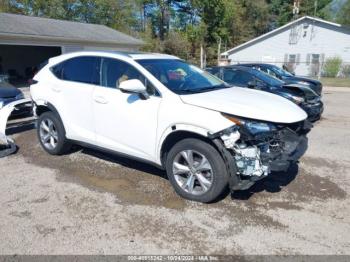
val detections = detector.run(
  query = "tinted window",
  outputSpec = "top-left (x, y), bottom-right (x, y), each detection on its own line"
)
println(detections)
top-left (206, 67), bottom-right (221, 78)
top-left (223, 69), bottom-right (253, 86)
top-left (101, 58), bottom-right (157, 95)
top-left (52, 56), bottom-right (100, 85)
top-left (51, 63), bottom-right (64, 79)
top-left (250, 69), bottom-right (283, 86)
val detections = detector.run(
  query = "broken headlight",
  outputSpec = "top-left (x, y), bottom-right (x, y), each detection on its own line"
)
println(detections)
top-left (222, 113), bottom-right (277, 135)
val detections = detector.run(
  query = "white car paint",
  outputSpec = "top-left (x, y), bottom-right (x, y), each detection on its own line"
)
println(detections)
top-left (30, 51), bottom-right (307, 165)
top-left (180, 87), bottom-right (307, 123)
top-left (0, 98), bottom-right (31, 145)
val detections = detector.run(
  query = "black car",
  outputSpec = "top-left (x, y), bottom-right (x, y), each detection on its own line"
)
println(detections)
top-left (206, 65), bottom-right (323, 122)
top-left (239, 63), bottom-right (323, 96)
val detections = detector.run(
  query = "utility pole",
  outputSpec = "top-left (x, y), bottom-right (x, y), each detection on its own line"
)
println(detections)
top-left (293, 0), bottom-right (300, 20)
top-left (289, 0), bottom-right (300, 44)
top-left (314, 0), bottom-right (318, 17)
top-left (217, 36), bottom-right (222, 65)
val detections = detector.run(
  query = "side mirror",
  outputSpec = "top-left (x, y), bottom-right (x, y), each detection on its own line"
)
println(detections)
top-left (119, 79), bottom-right (149, 99)
top-left (247, 81), bottom-right (256, 88)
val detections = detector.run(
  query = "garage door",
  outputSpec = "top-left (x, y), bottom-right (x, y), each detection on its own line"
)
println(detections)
top-left (0, 45), bottom-right (61, 87)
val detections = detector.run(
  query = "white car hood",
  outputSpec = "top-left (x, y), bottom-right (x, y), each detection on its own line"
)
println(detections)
top-left (180, 87), bottom-right (307, 123)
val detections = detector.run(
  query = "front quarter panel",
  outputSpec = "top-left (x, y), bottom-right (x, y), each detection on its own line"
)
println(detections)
top-left (156, 95), bottom-right (233, 164)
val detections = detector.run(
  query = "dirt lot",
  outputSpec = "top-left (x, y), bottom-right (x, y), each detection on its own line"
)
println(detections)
top-left (0, 87), bottom-right (350, 255)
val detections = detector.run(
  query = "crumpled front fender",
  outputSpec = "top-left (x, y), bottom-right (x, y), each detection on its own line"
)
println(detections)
top-left (0, 98), bottom-right (32, 157)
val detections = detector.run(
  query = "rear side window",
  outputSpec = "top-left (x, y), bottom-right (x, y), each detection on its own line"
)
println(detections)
top-left (51, 56), bottom-right (100, 85)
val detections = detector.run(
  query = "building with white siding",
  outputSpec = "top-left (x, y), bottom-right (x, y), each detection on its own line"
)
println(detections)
top-left (221, 16), bottom-right (350, 77)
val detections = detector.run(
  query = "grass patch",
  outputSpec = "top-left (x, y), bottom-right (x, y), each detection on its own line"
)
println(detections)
top-left (320, 77), bottom-right (350, 87)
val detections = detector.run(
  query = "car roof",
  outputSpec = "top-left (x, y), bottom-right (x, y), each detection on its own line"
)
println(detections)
top-left (207, 65), bottom-right (253, 71)
top-left (47, 50), bottom-right (181, 66)
top-left (128, 52), bottom-right (179, 60)
top-left (57, 50), bottom-right (179, 60)
top-left (238, 63), bottom-right (276, 67)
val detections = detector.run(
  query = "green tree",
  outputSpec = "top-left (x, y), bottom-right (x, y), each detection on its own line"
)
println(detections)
top-left (323, 56), bottom-right (342, 77)
top-left (299, 0), bottom-right (333, 18)
top-left (336, 0), bottom-right (350, 25)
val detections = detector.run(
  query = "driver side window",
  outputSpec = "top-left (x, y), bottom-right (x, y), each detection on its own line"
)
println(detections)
top-left (100, 58), bottom-right (157, 96)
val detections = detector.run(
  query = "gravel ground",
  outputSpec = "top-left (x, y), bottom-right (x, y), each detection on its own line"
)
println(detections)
top-left (0, 87), bottom-right (349, 255)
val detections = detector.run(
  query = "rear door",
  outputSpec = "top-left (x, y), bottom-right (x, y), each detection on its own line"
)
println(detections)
top-left (50, 56), bottom-right (100, 143)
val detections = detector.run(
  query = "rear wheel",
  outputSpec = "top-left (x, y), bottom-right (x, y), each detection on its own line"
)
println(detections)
top-left (37, 112), bottom-right (71, 155)
top-left (166, 138), bottom-right (229, 203)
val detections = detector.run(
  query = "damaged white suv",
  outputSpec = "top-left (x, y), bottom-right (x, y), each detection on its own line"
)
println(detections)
top-left (31, 51), bottom-right (310, 203)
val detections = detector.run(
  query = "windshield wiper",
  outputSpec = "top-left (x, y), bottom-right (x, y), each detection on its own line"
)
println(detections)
top-left (177, 84), bottom-right (229, 94)
top-left (197, 84), bottom-right (230, 92)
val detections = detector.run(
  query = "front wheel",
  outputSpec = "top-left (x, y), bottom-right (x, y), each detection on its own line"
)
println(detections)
top-left (165, 138), bottom-right (229, 203)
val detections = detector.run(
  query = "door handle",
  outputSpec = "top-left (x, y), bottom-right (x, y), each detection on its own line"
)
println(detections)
top-left (94, 96), bottom-right (108, 104)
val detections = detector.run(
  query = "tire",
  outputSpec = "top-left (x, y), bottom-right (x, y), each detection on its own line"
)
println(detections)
top-left (166, 138), bottom-right (229, 203)
top-left (37, 111), bottom-right (71, 155)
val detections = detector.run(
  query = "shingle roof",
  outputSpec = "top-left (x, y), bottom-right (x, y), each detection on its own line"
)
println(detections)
top-left (0, 12), bottom-right (144, 46)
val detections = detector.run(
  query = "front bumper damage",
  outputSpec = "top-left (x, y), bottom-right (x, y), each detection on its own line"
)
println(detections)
top-left (0, 98), bottom-right (32, 158)
top-left (209, 120), bottom-right (311, 191)
top-left (301, 101), bottom-right (324, 122)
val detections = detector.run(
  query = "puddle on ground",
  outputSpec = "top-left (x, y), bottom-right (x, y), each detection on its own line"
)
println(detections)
top-left (16, 130), bottom-right (187, 210)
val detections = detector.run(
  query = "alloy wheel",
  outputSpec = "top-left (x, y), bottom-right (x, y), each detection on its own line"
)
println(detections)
top-left (172, 150), bottom-right (213, 195)
top-left (39, 118), bottom-right (58, 150)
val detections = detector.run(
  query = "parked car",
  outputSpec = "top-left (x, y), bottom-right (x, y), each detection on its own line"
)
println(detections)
top-left (30, 51), bottom-right (310, 203)
top-left (206, 65), bottom-right (323, 122)
top-left (0, 79), bottom-right (29, 116)
top-left (239, 63), bottom-right (323, 96)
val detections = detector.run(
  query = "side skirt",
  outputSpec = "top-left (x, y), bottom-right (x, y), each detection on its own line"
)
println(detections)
top-left (70, 139), bottom-right (164, 170)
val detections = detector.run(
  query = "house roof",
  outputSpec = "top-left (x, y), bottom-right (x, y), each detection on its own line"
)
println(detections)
top-left (222, 16), bottom-right (347, 56)
top-left (0, 12), bottom-right (144, 46)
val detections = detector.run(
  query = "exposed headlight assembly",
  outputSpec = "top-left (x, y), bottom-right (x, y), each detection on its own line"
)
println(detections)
top-left (222, 113), bottom-right (277, 135)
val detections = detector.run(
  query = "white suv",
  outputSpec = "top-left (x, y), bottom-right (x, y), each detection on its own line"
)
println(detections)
top-left (31, 51), bottom-right (309, 203)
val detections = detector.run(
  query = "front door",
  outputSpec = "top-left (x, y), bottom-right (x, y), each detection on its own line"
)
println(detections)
top-left (93, 57), bottom-right (161, 161)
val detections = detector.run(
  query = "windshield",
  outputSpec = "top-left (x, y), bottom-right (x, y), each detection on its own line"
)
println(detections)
top-left (270, 65), bottom-right (294, 77)
top-left (137, 59), bottom-right (228, 94)
top-left (250, 69), bottom-right (284, 86)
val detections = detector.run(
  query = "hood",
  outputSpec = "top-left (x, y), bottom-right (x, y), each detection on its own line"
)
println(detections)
top-left (180, 87), bottom-right (307, 124)
top-left (0, 86), bottom-right (21, 99)
top-left (283, 76), bottom-right (322, 95)
top-left (285, 76), bottom-right (321, 85)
